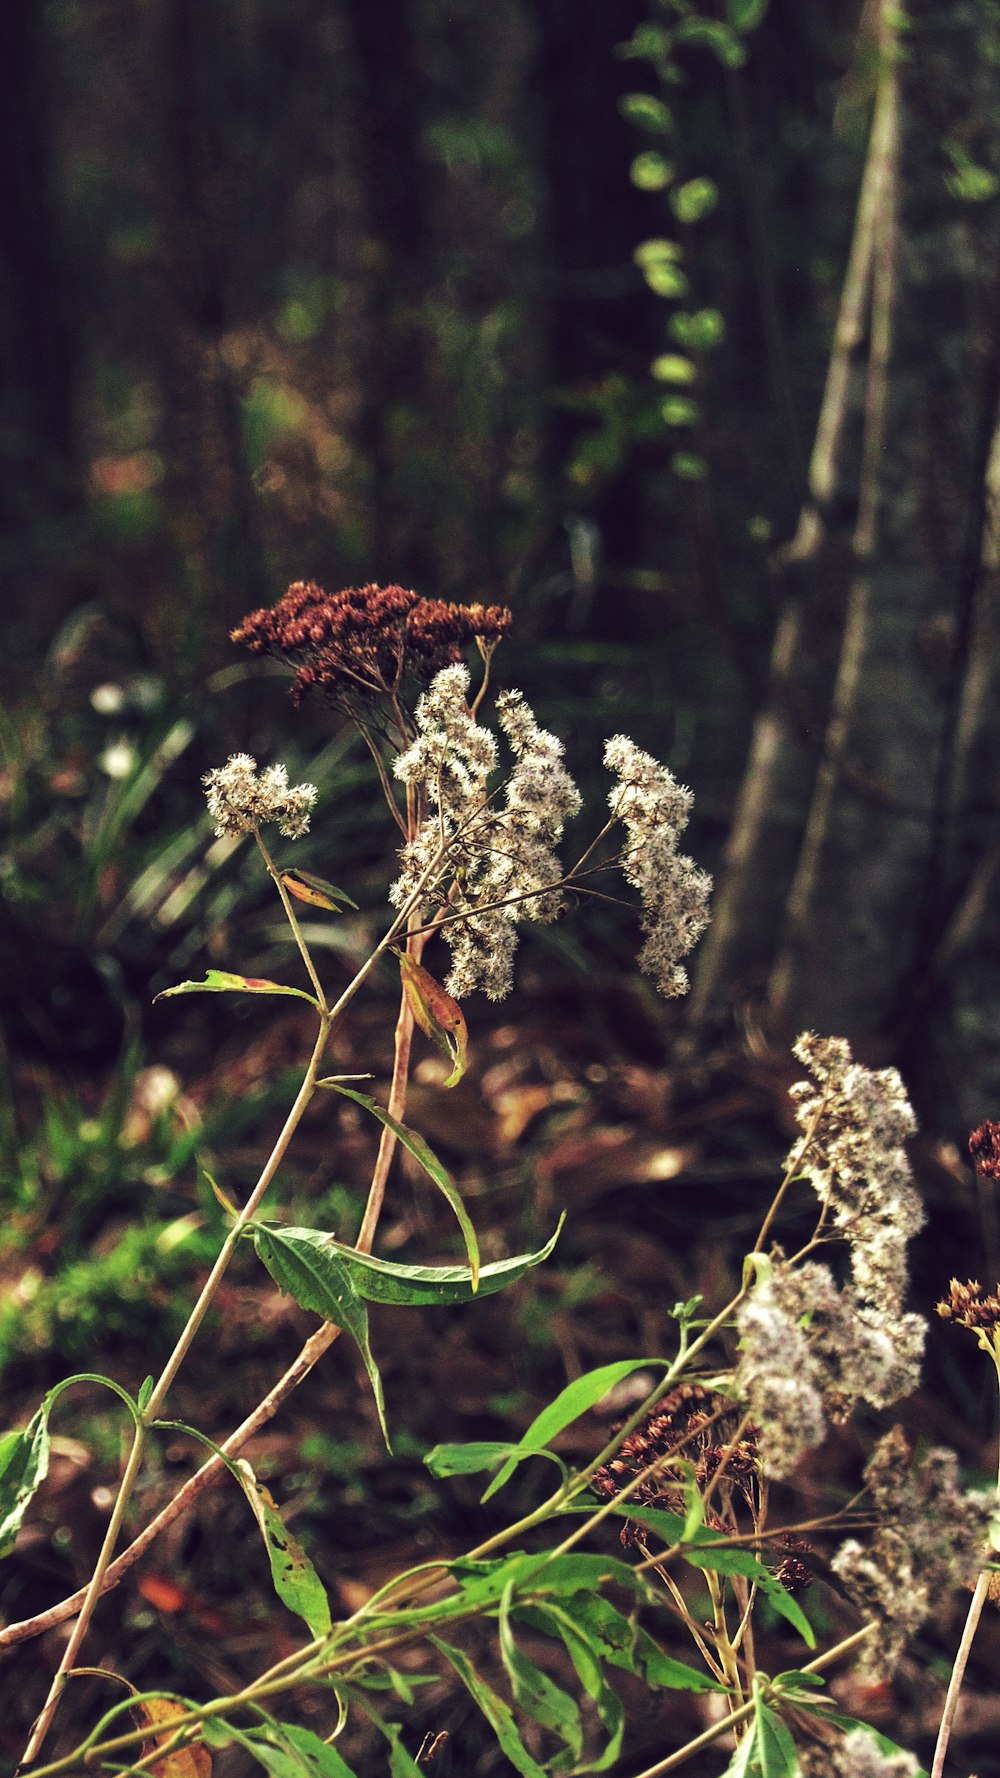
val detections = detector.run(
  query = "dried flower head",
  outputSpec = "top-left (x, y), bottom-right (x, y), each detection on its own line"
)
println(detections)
top-left (231, 580), bottom-right (511, 716)
top-left (937, 1278), bottom-right (1000, 1365)
top-left (970, 1120), bottom-right (1000, 1179)
top-left (788, 1035), bottom-right (924, 1324)
top-left (390, 666), bottom-right (580, 1001)
top-left (203, 754), bottom-right (317, 840)
top-left (734, 1260), bottom-right (924, 1478)
top-left (831, 1426), bottom-right (994, 1679)
top-left (591, 1383), bottom-right (759, 1544)
top-left (797, 1731), bottom-right (919, 1777)
top-left (604, 736), bottom-right (712, 997)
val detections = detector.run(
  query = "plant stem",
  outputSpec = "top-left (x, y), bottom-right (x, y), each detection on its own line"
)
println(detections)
top-left (255, 830), bottom-right (329, 1006)
top-left (20, 1012), bottom-right (332, 1764)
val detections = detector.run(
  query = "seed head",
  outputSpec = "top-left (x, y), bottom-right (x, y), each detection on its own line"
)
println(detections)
top-left (202, 754), bottom-right (317, 840)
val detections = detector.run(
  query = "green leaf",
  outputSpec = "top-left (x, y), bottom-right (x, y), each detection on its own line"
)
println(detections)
top-left (722, 1695), bottom-right (798, 1777)
top-left (661, 396), bottom-right (698, 426)
top-left (0, 1408), bottom-right (51, 1560)
top-left (424, 1440), bottom-right (519, 1478)
top-left (513, 1603), bottom-right (625, 1773)
top-left (233, 1459), bottom-right (332, 1638)
top-left (483, 1358), bottom-right (665, 1501)
top-left (569, 1592), bottom-right (722, 1694)
top-left (670, 308), bottom-right (725, 351)
top-left (674, 18), bottom-right (746, 64)
top-left (670, 177), bottom-right (719, 223)
top-left (500, 1583), bottom-right (583, 1763)
top-left (651, 354), bottom-right (696, 384)
top-left (251, 1216), bottom-right (563, 1310)
top-left (727, 0), bottom-right (768, 27)
top-left (154, 969), bottom-right (317, 1006)
top-left (430, 1637), bottom-right (548, 1778)
top-left (243, 1723), bottom-right (358, 1778)
top-left (280, 869), bottom-right (358, 912)
top-left (252, 1226), bottom-right (390, 1450)
top-left (319, 1084), bottom-right (479, 1288)
top-left (619, 92), bottom-right (674, 133)
top-left (630, 151), bottom-right (674, 191)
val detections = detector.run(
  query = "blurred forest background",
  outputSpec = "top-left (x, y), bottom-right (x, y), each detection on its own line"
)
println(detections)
top-left (5, 0), bottom-right (1000, 1770)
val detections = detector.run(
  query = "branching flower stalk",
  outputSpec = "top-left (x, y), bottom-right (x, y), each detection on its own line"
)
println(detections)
top-left (11, 580), bottom-right (1000, 1778)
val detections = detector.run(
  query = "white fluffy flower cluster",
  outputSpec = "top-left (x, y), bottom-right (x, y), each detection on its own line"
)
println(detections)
top-left (797, 1731), bottom-right (918, 1778)
top-left (391, 666), bottom-right (581, 1000)
top-left (203, 754), bottom-right (317, 840)
top-left (735, 1036), bottom-right (926, 1476)
top-left (735, 1262), bottom-right (925, 1478)
top-left (832, 1427), bottom-right (993, 1679)
top-left (604, 735), bottom-right (712, 997)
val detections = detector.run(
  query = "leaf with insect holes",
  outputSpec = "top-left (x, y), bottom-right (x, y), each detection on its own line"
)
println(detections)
top-left (397, 952), bottom-right (468, 1087)
top-left (132, 1697), bottom-right (212, 1778)
top-left (280, 869), bottom-right (358, 912)
top-left (0, 1407), bottom-right (51, 1561)
top-left (251, 1225), bottom-right (391, 1450)
top-left (154, 969), bottom-right (317, 1006)
top-left (232, 1459), bottom-right (332, 1638)
top-left (317, 1082), bottom-right (479, 1287)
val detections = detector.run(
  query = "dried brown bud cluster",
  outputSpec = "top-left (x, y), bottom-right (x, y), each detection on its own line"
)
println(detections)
top-left (937, 1277), bottom-right (1000, 1336)
top-left (231, 580), bottom-right (511, 712)
top-left (591, 1383), bottom-right (759, 1544)
top-left (970, 1120), bottom-right (1000, 1179)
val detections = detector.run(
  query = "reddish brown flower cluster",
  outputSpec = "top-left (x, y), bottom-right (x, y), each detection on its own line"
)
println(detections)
top-left (936, 1277), bottom-right (1000, 1335)
top-left (772, 1534), bottom-right (813, 1596)
top-left (969, 1120), bottom-right (1000, 1179)
top-left (591, 1383), bottom-right (759, 1545)
top-left (231, 580), bottom-right (512, 713)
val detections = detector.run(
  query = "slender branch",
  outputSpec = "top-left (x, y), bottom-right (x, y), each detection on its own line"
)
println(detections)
top-left (255, 829), bottom-right (328, 1007)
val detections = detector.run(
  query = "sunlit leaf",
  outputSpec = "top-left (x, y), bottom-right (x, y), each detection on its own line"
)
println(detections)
top-left (430, 1637), bottom-right (548, 1778)
top-left (482, 1358), bottom-right (665, 1501)
top-left (154, 969), bottom-right (317, 1006)
top-left (252, 1227), bottom-right (390, 1451)
top-left (0, 1407), bottom-right (51, 1560)
top-left (319, 1083), bottom-right (479, 1287)
top-left (722, 1692), bottom-right (798, 1777)
top-left (397, 953), bottom-right (468, 1087)
top-left (133, 1697), bottom-right (212, 1778)
top-left (280, 869), bottom-right (358, 912)
top-left (250, 1217), bottom-right (563, 1310)
top-left (424, 1440), bottom-right (519, 1479)
top-left (233, 1459), bottom-right (332, 1637)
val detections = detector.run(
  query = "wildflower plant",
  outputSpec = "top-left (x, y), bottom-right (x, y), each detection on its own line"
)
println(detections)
top-left (1, 581), bottom-right (996, 1777)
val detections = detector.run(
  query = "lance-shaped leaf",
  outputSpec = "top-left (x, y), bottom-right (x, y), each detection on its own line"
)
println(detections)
top-left (280, 869), bottom-right (358, 912)
top-left (319, 1082), bottom-right (479, 1288)
top-left (482, 1357), bottom-right (666, 1501)
top-left (512, 1602), bottom-right (625, 1773)
top-left (154, 969), bottom-right (317, 1006)
top-left (499, 1582), bottom-right (583, 1765)
top-left (566, 1590), bottom-right (722, 1693)
top-left (430, 1637), bottom-right (548, 1778)
top-left (251, 1217), bottom-right (563, 1310)
top-left (242, 1723), bottom-right (358, 1778)
top-left (0, 1406), bottom-right (51, 1560)
top-left (397, 953), bottom-right (468, 1087)
top-left (722, 1685), bottom-right (799, 1778)
top-left (233, 1459), bottom-right (332, 1638)
top-left (252, 1225), bottom-right (390, 1451)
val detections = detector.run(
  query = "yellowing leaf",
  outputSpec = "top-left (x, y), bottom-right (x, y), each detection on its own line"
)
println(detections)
top-left (280, 869), bottom-right (358, 912)
top-left (133, 1697), bottom-right (212, 1778)
top-left (397, 953), bottom-right (468, 1087)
